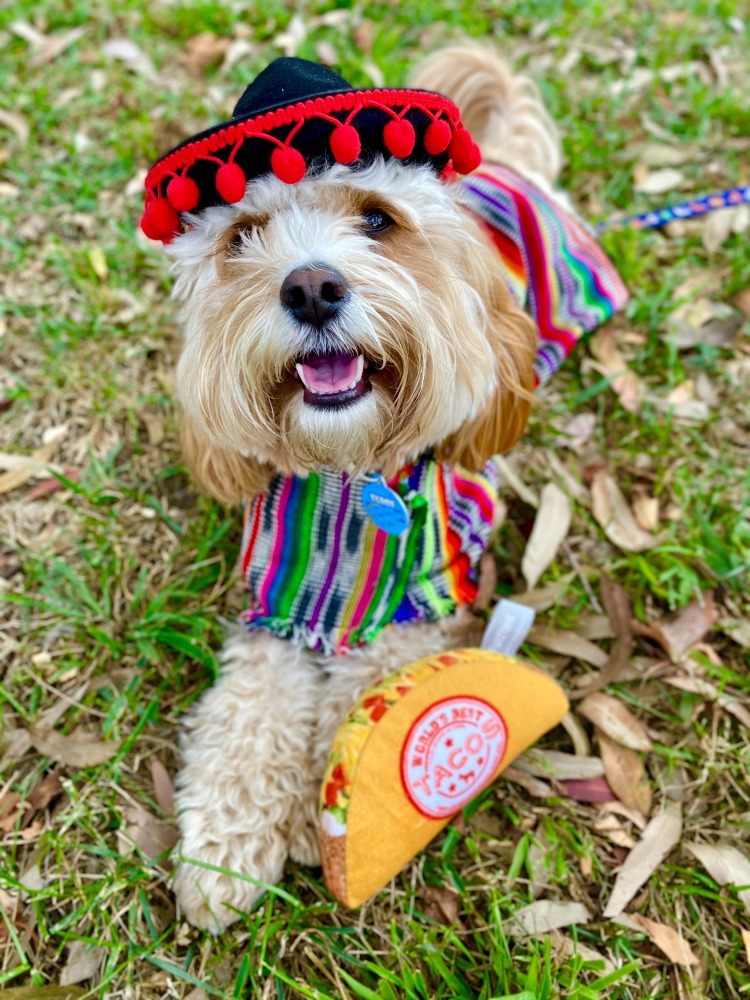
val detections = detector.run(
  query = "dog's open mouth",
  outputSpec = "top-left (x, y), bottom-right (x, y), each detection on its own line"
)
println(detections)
top-left (294, 352), bottom-right (372, 408)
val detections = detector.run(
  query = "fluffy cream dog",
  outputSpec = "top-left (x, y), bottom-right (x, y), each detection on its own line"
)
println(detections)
top-left (141, 45), bottom-right (623, 932)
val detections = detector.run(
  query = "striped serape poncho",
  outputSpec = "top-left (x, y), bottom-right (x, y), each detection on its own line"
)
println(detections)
top-left (242, 457), bottom-right (499, 656)
top-left (458, 163), bottom-right (629, 384)
top-left (241, 165), bottom-right (629, 655)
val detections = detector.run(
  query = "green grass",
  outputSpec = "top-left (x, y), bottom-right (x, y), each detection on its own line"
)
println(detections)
top-left (1, 0), bottom-right (749, 997)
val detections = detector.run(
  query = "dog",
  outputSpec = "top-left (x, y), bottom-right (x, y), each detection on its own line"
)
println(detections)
top-left (140, 44), bottom-right (627, 931)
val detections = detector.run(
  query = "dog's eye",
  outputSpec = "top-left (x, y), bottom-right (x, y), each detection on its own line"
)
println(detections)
top-left (362, 209), bottom-right (393, 235)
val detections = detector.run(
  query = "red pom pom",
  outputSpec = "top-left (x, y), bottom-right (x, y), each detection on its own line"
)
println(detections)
top-left (330, 125), bottom-right (361, 165)
top-left (140, 210), bottom-right (163, 241)
top-left (146, 199), bottom-right (179, 237)
top-left (216, 162), bottom-right (247, 203)
top-left (383, 118), bottom-right (416, 158)
top-left (271, 146), bottom-right (306, 184)
top-left (167, 175), bottom-right (200, 212)
top-left (449, 128), bottom-right (481, 173)
top-left (424, 119), bottom-right (452, 155)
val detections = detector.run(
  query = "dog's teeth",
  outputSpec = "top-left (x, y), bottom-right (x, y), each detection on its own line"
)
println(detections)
top-left (295, 362), bottom-right (310, 389)
top-left (355, 355), bottom-right (364, 382)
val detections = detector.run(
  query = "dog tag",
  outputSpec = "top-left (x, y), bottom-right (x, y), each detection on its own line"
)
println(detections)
top-left (361, 476), bottom-right (409, 535)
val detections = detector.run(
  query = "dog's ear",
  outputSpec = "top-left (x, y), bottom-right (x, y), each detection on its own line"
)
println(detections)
top-left (437, 229), bottom-right (538, 471)
top-left (179, 410), bottom-right (271, 504)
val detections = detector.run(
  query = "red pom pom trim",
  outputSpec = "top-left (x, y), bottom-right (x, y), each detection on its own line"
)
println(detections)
top-left (147, 199), bottom-right (180, 237)
top-left (167, 175), bottom-right (200, 212)
top-left (383, 118), bottom-right (416, 158)
top-left (448, 128), bottom-right (481, 173)
top-left (216, 162), bottom-right (247, 203)
top-left (330, 125), bottom-right (361, 165)
top-left (271, 146), bottom-right (306, 184)
top-left (140, 211), bottom-right (163, 241)
top-left (424, 119), bottom-right (452, 155)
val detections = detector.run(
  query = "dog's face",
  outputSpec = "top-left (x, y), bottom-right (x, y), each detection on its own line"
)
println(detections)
top-left (167, 159), bottom-right (536, 495)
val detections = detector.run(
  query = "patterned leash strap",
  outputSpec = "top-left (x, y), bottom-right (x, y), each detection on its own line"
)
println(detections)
top-left (596, 184), bottom-right (750, 233)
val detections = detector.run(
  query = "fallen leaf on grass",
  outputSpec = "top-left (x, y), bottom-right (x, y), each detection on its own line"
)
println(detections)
top-left (685, 843), bottom-right (750, 915)
top-left (578, 693), bottom-right (652, 752)
top-left (0, 442), bottom-right (58, 494)
top-left (178, 32), bottom-right (232, 74)
top-left (27, 469), bottom-right (79, 500)
top-left (630, 914), bottom-right (699, 966)
top-left (702, 205), bottom-right (750, 253)
top-left (634, 168), bottom-right (686, 194)
top-left (515, 749), bottom-right (604, 781)
top-left (732, 288), bottom-right (750, 318)
top-left (560, 777), bottom-right (616, 803)
top-left (587, 326), bottom-right (644, 412)
top-left (594, 813), bottom-right (636, 848)
top-left (503, 766), bottom-right (553, 798)
top-left (742, 928), bottom-right (750, 964)
top-left (60, 940), bottom-right (107, 986)
top-left (597, 730), bottom-right (652, 816)
top-left (632, 489), bottom-right (659, 532)
top-left (0, 109), bottom-right (30, 144)
top-left (1, 989), bottom-right (85, 999)
top-left (634, 594), bottom-right (717, 661)
top-left (28, 727), bottom-right (120, 768)
top-left (150, 757), bottom-right (175, 817)
top-left (665, 299), bottom-right (743, 350)
top-left (662, 674), bottom-right (750, 728)
top-left (555, 412), bottom-right (597, 452)
top-left (418, 885), bottom-right (461, 925)
top-left (101, 36), bottom-right (156, 78)
top-left (273, 14), bottom-right (306, 58)
top-left (117, 805), bottom-right (178, 864)
top-left (603, 804), bottom-right (682, 918)
top-left (548, 931), bottom-right (615, 974)
top-left (521, 483), bottom-right (571, 590)
top-left (507, 900), bottom-right (591, 936)
top-left (528, 625), bottom-right (607, 667)
top-left (590, 469), bottom-right (655, 553)
top-left (25, 26), bottom-right (86, 68)
top-left (635, 142), bottom-right (697, 168)
top-left (510, 575), bottom-right (573, 612)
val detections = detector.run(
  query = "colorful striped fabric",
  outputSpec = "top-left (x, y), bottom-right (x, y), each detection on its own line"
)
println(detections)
top-left (458, 163), bottom-right (629, 385)
top-left (241, 457), bottom-right (499, 655)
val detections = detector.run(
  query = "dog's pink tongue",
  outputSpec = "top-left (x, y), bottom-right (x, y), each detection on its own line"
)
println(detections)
top-left (298, 353), bottom-right (360, 394)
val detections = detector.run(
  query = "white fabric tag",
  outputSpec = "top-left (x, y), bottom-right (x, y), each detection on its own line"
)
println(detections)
top-left (481, 599), bottom-right (536, 656)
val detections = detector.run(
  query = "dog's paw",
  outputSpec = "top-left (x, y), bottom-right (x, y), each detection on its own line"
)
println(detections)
top-left (173, 832), bottom-right (287, 933)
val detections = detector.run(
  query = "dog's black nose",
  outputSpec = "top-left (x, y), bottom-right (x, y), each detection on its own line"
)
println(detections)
top-left (280, 265), bottom-right (350, 327)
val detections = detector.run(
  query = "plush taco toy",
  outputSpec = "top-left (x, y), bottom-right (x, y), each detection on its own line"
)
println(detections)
top-left (319, 646), bottom-right (568, 908)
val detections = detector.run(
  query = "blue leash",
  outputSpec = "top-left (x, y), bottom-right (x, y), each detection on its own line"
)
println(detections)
top-left (596, 184), bottom-right (750, 234)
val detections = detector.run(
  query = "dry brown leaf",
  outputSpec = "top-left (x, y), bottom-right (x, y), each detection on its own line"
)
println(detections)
top-left (634, 167), bottom-right (686, 194)
top-left (594, 813), bottom-right (636, 849)
top-left (685, 843), bottom-right (750, 915)
top-left (597, 730), bottom-right (652, 816)
top-left (507, 900), bottom-right (591, 936)
top-left (632, 490), bottom-right (660, 532)
top-left (178, 32), bottom-right (232, 73)
top-left (548, 931), bottom-right (615, 974)
top-left (603, 804), bottom-right (682, 917)
top-left (665, 299), bottom-right (743, 350)
top-left (600, 800), bottom-right (647, 830)
top-left (510, 575), bottom-right (573, 612)
top-left (353, 20), bottom-right (377, 55)
top-left (503, 766), bottom-right (553, 798)
top-left (0, 109), bottom-right (30, 144)
top-left (1, 988), bottom-right (86, 999)
top-left (590, 469), bottom-right (655, 553)
top-left (418, 885), bottom-right (461, 925)
top-left (315, 40), bottom-right (337, 66)
top-left (588, 326), bottom-right (644, 412)
top-left (662, 674), bottom-right (750, 728)
top-left (28, 726), bottom-right (120, 768)
top-left (150, 757), bottom-right (175, 817)
top-left (117, 804), bottom-right (178, 864)
top-left (60, 940), bottom-right (107, 986)
top-left (630, 914), bottom-right (699, 966)
top-left (26, 26), bottom-right (85, 68)
top-left (636, 142), bottom-right (696, 168)
top-left (471, 551), bottom-right (497, 612)
top-left (0, 442), bottom-right (57, 494)
top-left (516, 749), bottom-right (604, 781)
top-left (634, 594), bottom-right (717, 661)
top-left (521, 483), bottom-right (571, 590)
top-left (24, 768), bottom-right (65, 822)
top-left (555, 412), bottom-right (597, 452)
top-left (732, 288), bottom-right (750, 318)
top-left (273, 14), bottom-right (306, 58)
top-left (578, 693), bottom-right (652, 752)
top-left (528, 624), bottom-right (607, 667)
top-left (702, 206), bottom-right (750, 253)
top-left (741, 928), bottom-right (750, 963)
top-left (560, 711), bottom-right (591, 756)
